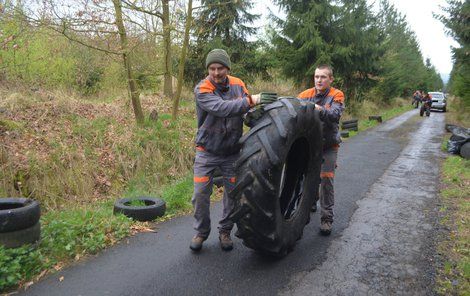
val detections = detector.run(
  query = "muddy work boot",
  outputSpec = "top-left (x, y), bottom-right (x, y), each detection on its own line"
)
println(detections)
top-left (320, 221), bottom-right (332, 235)
top-left (189, 235), bottom-right (207, 251)
top-left (219, 232), bottom-right (233, 251)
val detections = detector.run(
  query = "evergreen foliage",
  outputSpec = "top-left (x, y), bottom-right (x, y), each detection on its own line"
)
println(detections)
top-left (0, 0), bottom-right (450, 102)
top-left (271, 0), bottom-right (443, 102)
top-left (437, 0), bottom-right (469, 110)
top-left (184, 0), bottom-right (271, 84)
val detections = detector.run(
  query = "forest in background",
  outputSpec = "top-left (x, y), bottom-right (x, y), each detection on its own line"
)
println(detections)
top-left (1, 0), bottom-right (458, 123)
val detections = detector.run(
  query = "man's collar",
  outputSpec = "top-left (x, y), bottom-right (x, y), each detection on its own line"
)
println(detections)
top-left (315, 87), bottom-right (330, 98)
top-left (208, 76), bottom-right (229, 93)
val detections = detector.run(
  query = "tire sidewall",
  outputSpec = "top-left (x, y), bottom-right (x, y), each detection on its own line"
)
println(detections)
top-left (0, 198), bottom-right (41, 233)
top-left (275, 126), bottom-right (322, 252)
top-left (114, 197), bottom-right (166, 221)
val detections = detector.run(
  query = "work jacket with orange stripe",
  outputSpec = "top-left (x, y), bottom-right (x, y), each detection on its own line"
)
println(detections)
top-left (194, 75), bottom-right (252, 156)
top-left (298, 87), bottom-right (345, 148)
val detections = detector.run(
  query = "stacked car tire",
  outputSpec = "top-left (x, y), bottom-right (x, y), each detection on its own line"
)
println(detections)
top-left (341, 119), bottom-right (358, 131)
top-left (0, 198), bottom-right (41, 248)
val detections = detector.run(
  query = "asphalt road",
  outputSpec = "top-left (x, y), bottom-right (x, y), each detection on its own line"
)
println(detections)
top-left (21, 109), bottom-right (444, 296)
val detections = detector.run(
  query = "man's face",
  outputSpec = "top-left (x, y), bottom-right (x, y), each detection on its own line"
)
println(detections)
top-left (314, 68), bottom-right (333, 92)
top-left (208, 63), bottom-right (228, 83)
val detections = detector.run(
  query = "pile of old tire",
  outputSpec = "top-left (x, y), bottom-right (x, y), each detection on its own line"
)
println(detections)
top-left (368, 115), bottom-right (382, 123)
top-left (0, 198), bottom-right (41, 248)
top-left (114, 197), bottom-right (166, 221)
top-left (341, 119), bottom-right (358, 131)
top-left (446, 124), bottom-right (470, 159)
top-left (229, 98), bottom-right (323, 257)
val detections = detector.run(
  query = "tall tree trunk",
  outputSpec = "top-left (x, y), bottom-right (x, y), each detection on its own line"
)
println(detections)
top-left (172, 0), bottom-right (192, 120)
top-left (162, 0), bottom-right (172, 97)
top-left (112, 0), bottom-right (144, 125)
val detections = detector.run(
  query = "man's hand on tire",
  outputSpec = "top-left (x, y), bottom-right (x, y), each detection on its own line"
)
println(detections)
top-left (251, 92), bottom-right (278, 106)
top-left (244, 93), bottom-right (278, 127)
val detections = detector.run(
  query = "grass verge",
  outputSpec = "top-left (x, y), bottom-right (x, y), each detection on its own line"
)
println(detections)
top-left (342, 98), bottom-right (414, 138)
top-left (0, 174), bottom-right (196, 292)
top-left (436, 95), bottom-right (469, 295)
top-left (436, 155), bottom-right (470, 295)
top-left (0, 202), bottom-right (132, 292)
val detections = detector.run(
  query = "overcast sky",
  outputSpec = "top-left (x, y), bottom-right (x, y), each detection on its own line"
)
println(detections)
top-left (252, 0), bottom-right (459, 75)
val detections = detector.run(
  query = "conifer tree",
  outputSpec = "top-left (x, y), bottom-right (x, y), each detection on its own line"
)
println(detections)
top-left (185, 0), bottom-right (263, 83)
top-left (436, 0), bottom-right (469, 108)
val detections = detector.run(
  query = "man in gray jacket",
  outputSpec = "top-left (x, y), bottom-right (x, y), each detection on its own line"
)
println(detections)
top-left (298, 64), bottom-right (345, 235)
top-left (190, 49), bottom-right (264, 252)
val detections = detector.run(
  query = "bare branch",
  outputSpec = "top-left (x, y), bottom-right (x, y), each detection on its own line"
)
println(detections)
top-left (122, 0), bottom-right (164, 19)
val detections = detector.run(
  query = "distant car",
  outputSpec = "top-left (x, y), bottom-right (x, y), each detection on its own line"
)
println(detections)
top-left (429, 91), bottom-right (447, 112)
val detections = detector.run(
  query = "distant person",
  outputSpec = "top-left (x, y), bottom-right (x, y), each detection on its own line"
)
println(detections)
top-left (420, 92), bottom-right (432, 117)
top-left (297, 64), bottom-right (345, 235)
top-left (412, 90), bottom-right (422, 108)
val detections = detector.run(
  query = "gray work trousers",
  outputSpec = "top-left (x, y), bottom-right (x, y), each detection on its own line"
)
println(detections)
top-left (314, 147), bottom-right (338, 223)
top-left (191, 150), bottom-right (237, 238)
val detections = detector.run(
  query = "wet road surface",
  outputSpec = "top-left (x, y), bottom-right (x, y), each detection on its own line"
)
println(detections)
top-left (20, 110), bottom-right (445, 296)
top-left (281, 111), bottom-right (445, 295)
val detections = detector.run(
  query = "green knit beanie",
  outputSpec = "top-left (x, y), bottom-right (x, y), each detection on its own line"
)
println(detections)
top-left (205, 49), bottom-right (231, 70)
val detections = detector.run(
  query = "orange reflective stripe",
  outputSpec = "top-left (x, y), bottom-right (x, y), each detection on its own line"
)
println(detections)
top-left (196, 146), bottom-right (205, 151)
top-left (330, 88), bottom-right (345, 104)
top-left (199, 79), bottom-right (216, 94)
top-left (194, 176), bottom-right (210, 183)
top-left (331, 144), bottom-right (340, 151)
top-left (229, 177), bottom-right (236, 183)
top-left (320, 172), bottom-right (335, 178)
top-left (228, 75), bottom-right (249, 95)
top-left (298, 88), bottom-right (315, 99)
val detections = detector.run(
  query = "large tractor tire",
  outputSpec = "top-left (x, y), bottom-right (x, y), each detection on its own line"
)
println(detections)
top-left (229, 98), bottom-right (323, 257)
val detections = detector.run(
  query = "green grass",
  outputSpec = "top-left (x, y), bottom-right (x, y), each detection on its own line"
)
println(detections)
top-left (343, 103), bottom-right (413, 138)
top-left (161, 174), bottom-right (193, 215)
top-left (0, 172), bottom-right (196, 292)
top-left (0, 202), bottom-right (133, 292)
top-left (436, 155), bottom-right (470, 295)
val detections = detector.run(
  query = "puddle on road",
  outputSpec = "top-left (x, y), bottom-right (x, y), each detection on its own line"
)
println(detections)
top-left (281, 112), bottom-right (445, 295)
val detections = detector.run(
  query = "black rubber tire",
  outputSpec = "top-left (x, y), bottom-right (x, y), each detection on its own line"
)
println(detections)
top-left (341, 119), bottom-right (358, 125)
top-left (368, 115), bottom-right (382, 123)
top-left (460, 142), bottom-right (470, 159)
top-left (340, 131), bottom-right (350, 138)
top-left (342, 126), bottom-right (358, 132)
top-left (420, 108), bottom-right (424, 117)
top-left (443, 107), bottom-right (447, 113)
top-left (114, 197), bottom-right (166, 221)
top-left (0, 222), bottom-right (41, 248)
top-left (229, 98), bottom-right (323, 257)
top-left (341, 122), bottom-right (358, 129)
top-left (0, 198), bottom-right (40, 233)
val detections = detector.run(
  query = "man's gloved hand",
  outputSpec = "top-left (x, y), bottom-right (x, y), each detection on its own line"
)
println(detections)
top-left (244, 93), bottom-right (279, 127)
top-left (251, 92), bottom-right (278, 106)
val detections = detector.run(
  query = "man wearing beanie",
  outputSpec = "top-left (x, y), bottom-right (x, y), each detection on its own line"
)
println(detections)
top-left (190, 49), bottom-right (262, 252)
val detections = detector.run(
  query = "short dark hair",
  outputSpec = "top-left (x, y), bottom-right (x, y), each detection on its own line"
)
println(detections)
top-left (316, 64), bottom-right (333, 77)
